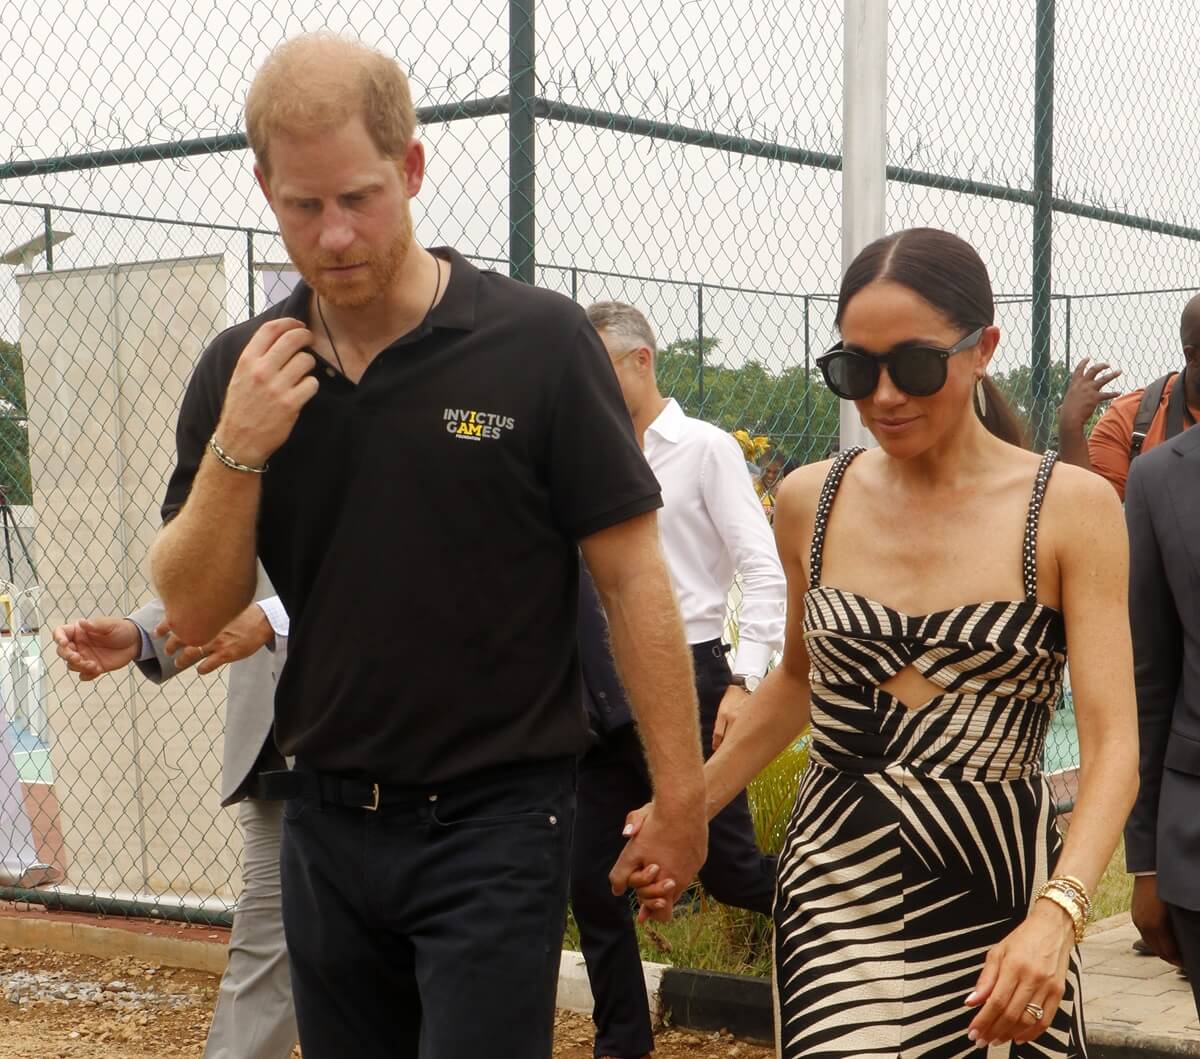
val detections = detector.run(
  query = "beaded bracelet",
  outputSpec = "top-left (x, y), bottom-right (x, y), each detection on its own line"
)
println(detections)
top-left (208, 434), bottom-right (268, 475)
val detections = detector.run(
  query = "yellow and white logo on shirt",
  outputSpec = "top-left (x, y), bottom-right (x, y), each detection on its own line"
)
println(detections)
top-left (443, 408), bottom-right (516, 441)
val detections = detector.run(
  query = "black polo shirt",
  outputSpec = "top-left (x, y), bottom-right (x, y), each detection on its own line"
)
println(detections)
top-left (162, 248), bottom-right (662, 785)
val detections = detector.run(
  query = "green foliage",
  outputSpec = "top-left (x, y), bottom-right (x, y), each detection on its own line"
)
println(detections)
top-left (0, 341), bottom-right (32, 505)
top-left (989, 360), bottom-right (1074, 443)
top-left (657, 339), bottom-right (839, 466)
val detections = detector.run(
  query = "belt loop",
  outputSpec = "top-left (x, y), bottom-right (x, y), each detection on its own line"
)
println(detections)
top-left (362, 783), bottom-right (381, 812)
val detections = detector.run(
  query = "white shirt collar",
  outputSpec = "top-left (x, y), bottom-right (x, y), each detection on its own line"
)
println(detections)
top-left (645, 397), bottom-right (686, 445)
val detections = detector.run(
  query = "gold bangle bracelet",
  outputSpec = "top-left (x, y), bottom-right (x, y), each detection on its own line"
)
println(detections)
top-left (1035, 886), bottom-right (1085, 943)
top-left (1046, 876), bottom-right (1093, 920)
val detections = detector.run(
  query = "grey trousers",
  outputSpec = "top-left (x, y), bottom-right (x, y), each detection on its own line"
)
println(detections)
top-left (204, 798), bottom-right (298, 1059)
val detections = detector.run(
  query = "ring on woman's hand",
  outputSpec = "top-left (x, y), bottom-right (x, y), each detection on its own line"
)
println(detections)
top-left (1023, 1002), bottom-right (1045, 1021)
top-left (198, 647), bottom-right (207, 660)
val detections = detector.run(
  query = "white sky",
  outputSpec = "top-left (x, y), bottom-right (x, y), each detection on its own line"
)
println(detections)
top-left (1, 0), bottom-right (1198, 392)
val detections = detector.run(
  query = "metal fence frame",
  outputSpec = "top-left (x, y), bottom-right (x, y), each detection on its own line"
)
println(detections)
top-left (0, 0), bottom-right (1188, 924)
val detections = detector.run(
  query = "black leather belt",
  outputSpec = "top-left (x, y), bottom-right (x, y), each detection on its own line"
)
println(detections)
top-left (247, 770), bottom-right (391, 811)
top-left (247, 755), bottom-right (576, 812)
top-left (691, 638), bottom-right (729, 660)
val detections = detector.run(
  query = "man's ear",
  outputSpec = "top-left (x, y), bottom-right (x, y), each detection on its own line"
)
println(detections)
top-left (254, 165), bottom-right (273, 207)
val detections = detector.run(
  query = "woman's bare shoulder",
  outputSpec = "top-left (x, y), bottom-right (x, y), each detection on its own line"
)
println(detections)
top-left (775, 458), bottom-right (836, 514)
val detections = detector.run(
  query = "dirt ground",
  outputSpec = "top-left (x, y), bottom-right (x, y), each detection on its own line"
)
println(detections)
top-left (0, 944), bottom-right (772, 1058)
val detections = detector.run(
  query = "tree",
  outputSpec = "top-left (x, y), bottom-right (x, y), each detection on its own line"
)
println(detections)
top-left (656, 338), bottom-right (840, 465)
top-left (0, 341), bottom-right (32, 505)
top-left (989, 361), bottom-right (1073, 444)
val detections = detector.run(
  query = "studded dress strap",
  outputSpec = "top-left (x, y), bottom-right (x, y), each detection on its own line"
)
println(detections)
top-left (809, 447), bottom-right (866, 587)
top-left (1022, 450), bottom-right (1059, 602)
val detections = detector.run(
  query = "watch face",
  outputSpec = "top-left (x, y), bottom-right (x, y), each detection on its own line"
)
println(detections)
top-left (743, 675), bottom-right (762, 693)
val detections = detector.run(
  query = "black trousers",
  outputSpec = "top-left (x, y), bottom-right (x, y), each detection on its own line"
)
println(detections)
top-left (570, 641), bottom-right (778, 1058)
top-left (280, 759), bottom-right (576, 1058)
top-left (1169, 903), bottom-right (1200, 1016)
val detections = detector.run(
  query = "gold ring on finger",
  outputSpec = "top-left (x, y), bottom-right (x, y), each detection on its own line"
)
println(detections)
top-left (1023, 1002), bottom-right (1044, 1021)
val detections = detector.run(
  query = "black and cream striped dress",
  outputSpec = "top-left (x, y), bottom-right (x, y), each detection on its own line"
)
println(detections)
top-left (774, 447), bottom-right (1085, 1058)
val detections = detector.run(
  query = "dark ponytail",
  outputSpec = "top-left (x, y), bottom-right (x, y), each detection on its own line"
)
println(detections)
top-left (836, 227), bottom-right (1029, 449)
top-left (975, 375), bottom-right (1027, 448)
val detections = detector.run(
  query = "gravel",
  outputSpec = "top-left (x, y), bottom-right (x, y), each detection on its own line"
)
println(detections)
top-left (0, 968), bottom-right (196, 1013)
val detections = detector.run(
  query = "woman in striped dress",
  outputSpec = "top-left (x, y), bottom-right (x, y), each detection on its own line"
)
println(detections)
top-left (628, 228), bottom-right (1138, 1057)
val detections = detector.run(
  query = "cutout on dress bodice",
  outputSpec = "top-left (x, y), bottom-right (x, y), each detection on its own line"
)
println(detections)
top-left (878, 665), bottom-right (946, 712)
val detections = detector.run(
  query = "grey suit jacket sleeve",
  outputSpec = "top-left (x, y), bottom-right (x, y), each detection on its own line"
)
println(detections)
top-left (1123, 457), bottom-right (1181, 874)
top-left (129, 599), bottom-right (189, 685)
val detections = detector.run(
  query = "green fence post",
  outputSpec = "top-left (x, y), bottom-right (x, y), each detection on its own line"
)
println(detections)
top-left (509, 0), bottom-right (536, 284)
top-left (42, 207), bottom-right (54, 271)
top-left (697, 283), bottom-right (705, 405)
top-left (1063, 294), bottom-right (1071, 373)
top-left (246, 230), bottom-right (255, 318)
top-left (1031, 0), bottom-right (1055, 450)
top-left (803, 295), bottom-right (811, 457)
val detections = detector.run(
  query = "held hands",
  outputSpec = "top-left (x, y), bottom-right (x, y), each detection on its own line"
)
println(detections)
top-left (213, 318), bottom-right (319, 468)
top-left (1059, 357), bottom-right (1122, 429)
top-left (157, 603), bottom-right (274, 675)
top-left (53, 617), bottom-right (142, 681)
top-left (609, 799), bottom-right (706, 924)
top-left (964, 900), bottom-right (1074, 1048)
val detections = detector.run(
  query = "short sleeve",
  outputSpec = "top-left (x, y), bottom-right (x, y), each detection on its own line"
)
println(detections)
top-left (160, 350), bottom-right (227, 524)
top-left (1086, 393), bottom-right (1138, 501)
top-left (546, 319), bottom-right (662, 539)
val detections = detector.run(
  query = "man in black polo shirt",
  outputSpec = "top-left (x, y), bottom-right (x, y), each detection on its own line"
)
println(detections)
top-left (149, 32), bottom-right (707, 1059)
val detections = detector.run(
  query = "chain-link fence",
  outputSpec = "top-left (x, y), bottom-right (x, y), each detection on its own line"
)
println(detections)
top-left (0, 0), bottom-right (1187, 922)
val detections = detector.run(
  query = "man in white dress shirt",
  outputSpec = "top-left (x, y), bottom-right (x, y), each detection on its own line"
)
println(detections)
top-left (570, 301), bottom-right (786, 1059)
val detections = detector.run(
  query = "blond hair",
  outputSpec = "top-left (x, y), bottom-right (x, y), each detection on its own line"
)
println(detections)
top-left (245, 33), bottom-right (417, 175)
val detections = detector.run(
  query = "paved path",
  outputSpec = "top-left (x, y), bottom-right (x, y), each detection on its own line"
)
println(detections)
top-left (1083, 915), bottom-right (1200, 1056)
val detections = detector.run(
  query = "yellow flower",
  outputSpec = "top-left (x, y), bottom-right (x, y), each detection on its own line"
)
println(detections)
top-left (732, 429), bottom-right (772, 462)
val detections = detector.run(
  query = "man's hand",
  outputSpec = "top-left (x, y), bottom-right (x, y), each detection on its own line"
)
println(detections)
top-left (213, 317), bottom-right (319, 468)
top-left (609, 798), bottom-right (707, 923)
top-left (1131, 874), bottom-right (1183, 967)
top-left (713, 684), bottom-right (751, 751)
top-left (53, 617), bottom-right (142, 681)
top-left (1060, 357), bottom-right (1122, 431)
top-left (156, 603), bottom-right (274, 675)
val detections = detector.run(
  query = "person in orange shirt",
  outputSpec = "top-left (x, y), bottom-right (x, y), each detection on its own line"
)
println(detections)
top-left (1058, 294), bottom-right (1200, 499)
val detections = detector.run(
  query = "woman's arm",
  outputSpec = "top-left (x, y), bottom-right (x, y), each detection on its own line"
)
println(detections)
top-left (627, 465), bottom-right (822, 914)
top-left (699, 468), bottom-right (818, 820)
top-left (969, 463), bottom-right (1139, 1048)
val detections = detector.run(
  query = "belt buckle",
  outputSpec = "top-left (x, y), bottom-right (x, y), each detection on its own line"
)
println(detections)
top-left (362, 783), bottom-right (381, 811)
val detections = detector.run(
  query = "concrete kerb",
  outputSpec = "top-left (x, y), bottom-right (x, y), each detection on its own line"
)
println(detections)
top-left (0, 911), bottom-right (228, 975)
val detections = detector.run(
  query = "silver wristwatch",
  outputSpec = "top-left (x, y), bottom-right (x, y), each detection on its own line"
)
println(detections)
top-left (732, 673), bottom-right (762, 693)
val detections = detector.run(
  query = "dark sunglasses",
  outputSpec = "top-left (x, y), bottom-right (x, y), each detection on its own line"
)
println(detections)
top-left (816, 327), bottom-right (985, 400)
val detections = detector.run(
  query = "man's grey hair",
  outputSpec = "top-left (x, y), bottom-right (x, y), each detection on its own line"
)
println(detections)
top-left (586, 301), bottom-right (658, 355)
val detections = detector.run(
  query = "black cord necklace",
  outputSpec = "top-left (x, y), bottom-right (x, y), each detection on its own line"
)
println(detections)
top-left (317, 255), bottom-right (443, 377)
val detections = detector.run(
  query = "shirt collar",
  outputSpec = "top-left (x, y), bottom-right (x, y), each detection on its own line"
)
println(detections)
top-left (646, 397), bottom-right (686, 444)
top-left (275, 245), bottom-right (480, 333)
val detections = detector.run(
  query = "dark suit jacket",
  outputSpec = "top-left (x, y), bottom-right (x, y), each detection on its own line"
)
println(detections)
top-left (1124, 425), bottom-right (1200, 911)
top-left (578, 561), bottom-right (634, 732)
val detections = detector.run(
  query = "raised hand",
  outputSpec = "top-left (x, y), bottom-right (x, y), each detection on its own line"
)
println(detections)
top-left (53, 617), bottom-right (142, 681)
top-left (1060, 357), bottom-right (1122, 431)
top-left (212, 317), bottom-right (319, 469)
